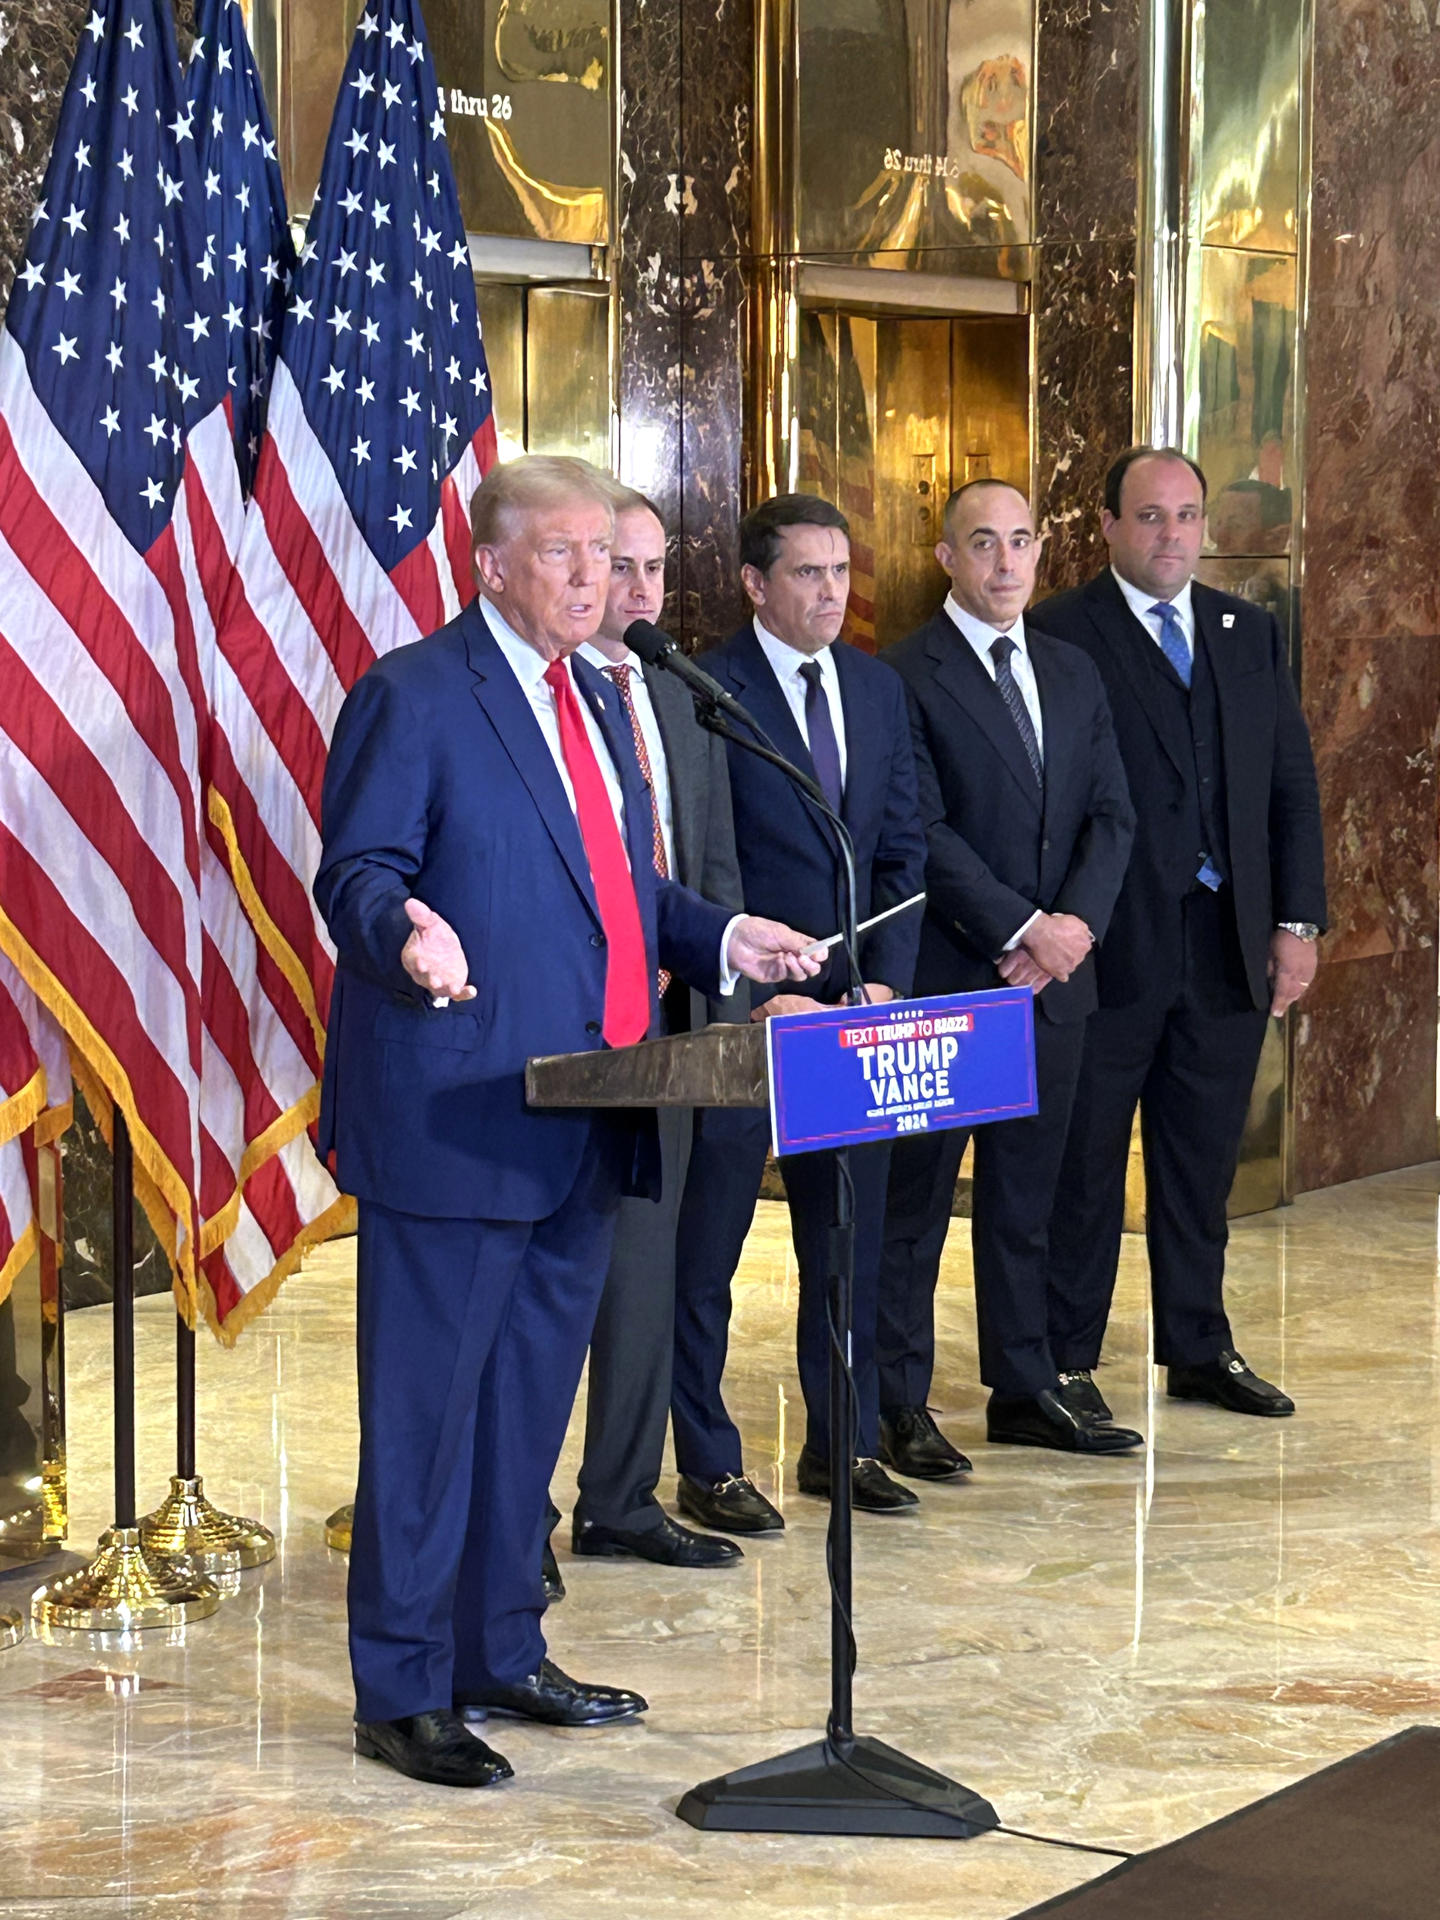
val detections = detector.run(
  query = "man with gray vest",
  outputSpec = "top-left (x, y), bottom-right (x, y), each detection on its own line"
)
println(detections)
top-left (1030, 447), bottom-right (1326, 1419)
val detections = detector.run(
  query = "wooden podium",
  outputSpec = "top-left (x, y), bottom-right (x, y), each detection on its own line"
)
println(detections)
top-left (526, 1022), bottom-right (767, 1111)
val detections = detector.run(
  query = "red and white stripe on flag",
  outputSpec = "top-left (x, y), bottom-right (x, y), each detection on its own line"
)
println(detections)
top-left (0, 953), bottom-right (71, 1307)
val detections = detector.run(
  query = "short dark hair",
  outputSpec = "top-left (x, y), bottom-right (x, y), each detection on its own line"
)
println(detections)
top-left (1220, 477), bottom-right (1292, 530)
top-left (941, 477), bottom-right (1032, 542)
top-left (1104, 446), bottom-right (1208, 518)
top-left (740, 494), bottom-right (849, 575)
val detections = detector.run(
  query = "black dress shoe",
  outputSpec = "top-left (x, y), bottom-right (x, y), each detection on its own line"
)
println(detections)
top-left (676, 1472), bottom-right (785, 1534)
top-left (879, 1405), bottom-right (973, 1479)
top-left (541, 1533), bottom-right (565, 1603)
top-left (573, 1513), bottom-right (743, 1567)
top-left (455, 1658), bottom-right (646, 1727)
top-left (796, 1447), bottom-right (919, 1511)
top-left (1056, 1369), bottom-right (1112, 1423)
top-left (354, 1709), bottom-right (512, 1788)
top-left (1167, 1349), bottom-right (1294, 1417)
top-left (986, 1389), bottom-right (1144, 1455)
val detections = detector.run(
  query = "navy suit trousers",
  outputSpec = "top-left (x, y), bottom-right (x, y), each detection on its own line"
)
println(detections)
top-left (348, 1122), bottom-right (624, 1725)
top-left (671, 1105), bottom-right (891, 1476)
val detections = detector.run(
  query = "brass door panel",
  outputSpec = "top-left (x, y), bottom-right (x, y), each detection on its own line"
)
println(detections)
top-left (795, 306), bottom-right (1030, 650)
top-left (270, 0), bottom-right (610, 242)
top-left (1191, 0), bottom-right (1304, 252)
top-left (476, 279), bottom-right (610, 464)
top-left (791, 0), bottom-right (1034, 255)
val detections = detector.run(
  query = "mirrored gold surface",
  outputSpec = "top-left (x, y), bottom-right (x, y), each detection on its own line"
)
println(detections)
top-left (793, 0), bottom-right (1033, 255)
top-left (1191, 0), bottom-right (1304, 252)
top-left (272, 0), bottom-right (610, 240)
top-left (3, 1164), bottom-right (1439, 1911)
top-left (1188, 248), bottom-right (1298, 539)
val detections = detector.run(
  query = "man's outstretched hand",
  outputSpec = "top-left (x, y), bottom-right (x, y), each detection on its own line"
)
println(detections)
top-left (401, 898), bottom-right (476, 1001)
top-left (727, 916), bottom-right (826, 985)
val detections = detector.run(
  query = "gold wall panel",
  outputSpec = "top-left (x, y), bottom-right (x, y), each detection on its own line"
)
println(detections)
top-left (274, 0), bottom-right (610, 243)
top-left (1189, 248), bottom-right (1297, 529)
top-left (793, 0), bottom-right (1033, 256)
top-left (795, 305), bottom-right (1029, 651)
top-left (523, 286), bottom-right (611, 464)
top-left (1190, 0), bottom-right (1303, 252)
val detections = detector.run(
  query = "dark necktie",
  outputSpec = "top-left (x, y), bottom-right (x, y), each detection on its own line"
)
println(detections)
top-left (989, 634), bottom-right (1043, 788)
top-left (1150, 600), bottom-right (1193, 689)
top-left (799, 658), bottom-right (844, 816)
top-left (542, 659), bottom-right (650, 1046)
top-left (604, 662), bottom-right (671, 996)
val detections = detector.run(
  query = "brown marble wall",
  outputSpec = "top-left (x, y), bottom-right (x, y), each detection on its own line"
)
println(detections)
top-left (1032, 0), bottom-right (1142, 591)
top-left (1292, 2), bottom-right (1440, 1189)
top-left (0, 0), bottom-right (89, 308)
top-left (616, 0), bottom-right (753, 649)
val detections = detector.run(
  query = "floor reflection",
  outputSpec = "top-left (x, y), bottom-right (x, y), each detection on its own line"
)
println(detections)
top-left (2, 1164), bottom-right (1438, 1917)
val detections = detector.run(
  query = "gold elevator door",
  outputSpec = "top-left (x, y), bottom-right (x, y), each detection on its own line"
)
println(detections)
top-left (795, 308), bottom-right (1030, 652)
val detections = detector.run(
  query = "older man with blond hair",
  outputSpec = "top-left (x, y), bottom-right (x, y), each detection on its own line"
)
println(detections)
top-left (315, 455), bottom-right (821, 1789)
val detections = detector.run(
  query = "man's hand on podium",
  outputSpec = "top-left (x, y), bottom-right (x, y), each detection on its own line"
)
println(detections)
top-left (402, 898), bottom-right (476, 1001)
top-left (750, 982), bottom-right (895, 1022)
top-left (727, 916), bottom-right (826, 985)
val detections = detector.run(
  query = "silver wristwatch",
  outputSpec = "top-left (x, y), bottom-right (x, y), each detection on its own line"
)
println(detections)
top-left (1276, 921), bottom-right (1320, 942)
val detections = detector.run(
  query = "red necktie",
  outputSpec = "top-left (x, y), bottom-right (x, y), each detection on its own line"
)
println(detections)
top-left (543, 658), bottom-right (651, 1047)
top-left (604, 663), bottom-right (671, 998)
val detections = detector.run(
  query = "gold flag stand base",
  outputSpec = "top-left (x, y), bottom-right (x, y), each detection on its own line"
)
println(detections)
top-left (0, 1604), bottom-right (22, 1650)
top-left (140, 1476), bottom-right (276, 1573)
top-left (324, 1503), bottom-right (354, 1553)
top-left (31, 1526), bottom-right (221, 1632)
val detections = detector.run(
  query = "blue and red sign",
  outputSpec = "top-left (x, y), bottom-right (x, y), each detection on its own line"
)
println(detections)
top-left (764, 988), bottom-right (1038, 1158)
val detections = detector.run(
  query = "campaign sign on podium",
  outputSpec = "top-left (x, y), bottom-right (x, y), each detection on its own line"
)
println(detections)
top-left (764, 988), bottom-right (1037, 1157)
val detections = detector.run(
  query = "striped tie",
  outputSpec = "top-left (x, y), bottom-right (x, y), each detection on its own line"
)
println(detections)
top-left (989, 635), bottom-right (1043, 789)
top-left (604, 663), bottom-right (671, 997)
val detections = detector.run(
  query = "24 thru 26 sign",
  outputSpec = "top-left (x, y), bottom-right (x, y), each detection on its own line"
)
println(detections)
top-left (763, 988), bottom-right (1038, 1158)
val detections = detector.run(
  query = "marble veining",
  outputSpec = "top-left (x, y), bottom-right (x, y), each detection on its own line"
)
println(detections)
top-left (4, 1165), bottom-right (1440, 1915)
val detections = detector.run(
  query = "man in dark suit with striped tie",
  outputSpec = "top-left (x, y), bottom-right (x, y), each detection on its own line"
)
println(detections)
top-left (876, 480), bottom-right (1141, 1461)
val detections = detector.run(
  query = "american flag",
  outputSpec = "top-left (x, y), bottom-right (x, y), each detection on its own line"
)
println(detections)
top-left (185, 0), bottom-right (295, 497)
top-left (0, 0), bottom-right (338, 1336)
top-left (0, 957), bottom-right (69, 1306)
top-left (214, 0), bottom-right (495, 1094)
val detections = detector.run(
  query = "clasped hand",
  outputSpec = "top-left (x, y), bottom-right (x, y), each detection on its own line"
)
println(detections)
top-left (996, 911), bottom-right (1094, 992)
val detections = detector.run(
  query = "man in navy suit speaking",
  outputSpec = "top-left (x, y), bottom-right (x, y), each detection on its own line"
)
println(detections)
top-left (314, 456), bottom-right (821, 1789)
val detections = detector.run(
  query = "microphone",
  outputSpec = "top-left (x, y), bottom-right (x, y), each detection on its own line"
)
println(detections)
top-left (623, 620), bottom-right (755, 729)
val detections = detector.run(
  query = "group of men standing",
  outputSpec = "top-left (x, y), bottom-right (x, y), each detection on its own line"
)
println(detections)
top-left (315, 445), bottom-right (1326, 1789)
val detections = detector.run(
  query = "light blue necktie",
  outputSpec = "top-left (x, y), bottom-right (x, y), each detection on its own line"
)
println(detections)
top-left (1150, 600), bottom-right (1192, 689)
top-left (1151, 601), bottom-right (1223, 891)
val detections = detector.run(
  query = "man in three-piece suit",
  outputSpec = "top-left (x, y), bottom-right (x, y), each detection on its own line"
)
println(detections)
top-left (562, 485), bottom-right (747, 1572)
top-left (1031, 447), bottom-right (1325, 1419)
top-left (670, 494), bottom-right (929, 1533)
top-left (877, 480), bottom-right (1142, 1461)
top-left (314, 456), bottom-right (821, 1789)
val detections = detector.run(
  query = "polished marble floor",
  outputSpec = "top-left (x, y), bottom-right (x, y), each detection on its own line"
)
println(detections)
top-left (4, 1164), bottom-right (1440, 1918)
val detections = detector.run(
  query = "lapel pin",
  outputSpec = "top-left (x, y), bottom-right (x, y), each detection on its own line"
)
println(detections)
top-left (1222, 613), bottom-right (1235, 628)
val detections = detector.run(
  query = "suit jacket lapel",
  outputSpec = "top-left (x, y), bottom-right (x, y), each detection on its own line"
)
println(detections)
top-left (644, 664), bottom-right (699, 883)
top-left (1082, 573), bottom-right (1190, 781)
top-left (926, 615), bottom-right (1043, 813)
top-left (464, 605), bottom-right (599, 923)
top-left (724, 623), bottom-right (821, 789)
top-left (572, 653), bottom-right (658, 892)
top-left (1030, 638), bottom-right (1071, 838)
top-left (831, 640), bottom-right (880, 832)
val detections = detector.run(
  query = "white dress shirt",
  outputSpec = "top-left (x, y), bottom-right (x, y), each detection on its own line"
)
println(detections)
top-left (577, 641), bottom-right (676, 875)
top-left (485, 602), bottom-right (740, 993)
top-left (1111, 567), bottom-right (1195, 666)
top-left (752, 618), bottom-right (849, 787)
top-left (941, 594), bottom-right (1043, 954)
top-left (943, 594), bottom-right (1044, 760)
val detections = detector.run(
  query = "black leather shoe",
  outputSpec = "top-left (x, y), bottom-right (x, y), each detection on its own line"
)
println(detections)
top-left (541, 1533), bottom-right (565, 1603)
top-left (986, 1389), bottom-right (1144, 1455)
top-left (677, 1472), bottom-right (785, 1534)
top-left (573, 1512), bottom-right (743, 1567)
top-left (879, 1405), bottom-right (973, 1479)
top-left (796, 1447), bottom-right (919, 1511)
top-left (354, 1709), bottom-right (512, 1787)
top-left (455, 1658), bottom-right (646, 1727)
top-left (1056, 1369), bottom-right (1112, 1423)
top-left (1167, 1349), bottom-right (1294, 1417)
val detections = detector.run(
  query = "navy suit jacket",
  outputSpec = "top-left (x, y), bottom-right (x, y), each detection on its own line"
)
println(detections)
top-left (698, 624), bottom-right (927, 1003)
top-left (1030, 571), bottom-right (1326, 1011)
top-left (881, 611), bottom-right (1136, 1024)
top-left (314, 599), bottom-right (733, 1222)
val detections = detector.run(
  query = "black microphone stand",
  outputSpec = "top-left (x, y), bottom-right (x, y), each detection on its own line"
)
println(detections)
top-left (673, 683), bottom-right (997, 1839)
